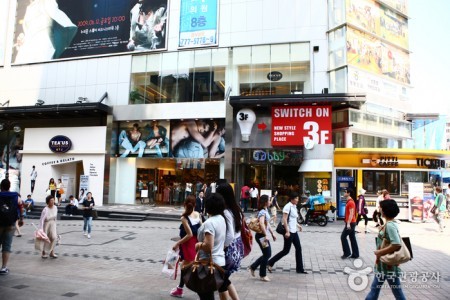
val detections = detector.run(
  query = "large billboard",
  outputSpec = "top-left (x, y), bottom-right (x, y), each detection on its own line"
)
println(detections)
top-left (116, 118), bottom-right (225, 159)
top-left (347, 28), bottom-right (410, 84)
top-left (12, 0), bottom-right (168, 64)
top-left (346, 0), bottom-right (408, 49)
top-left (271, 106), bottom-right (332, 147)
top-left (179, 0), bottom-right (218, 48)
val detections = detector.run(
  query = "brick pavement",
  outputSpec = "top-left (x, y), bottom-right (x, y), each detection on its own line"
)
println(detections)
top-left (0, 216), bottom-right (449, 300)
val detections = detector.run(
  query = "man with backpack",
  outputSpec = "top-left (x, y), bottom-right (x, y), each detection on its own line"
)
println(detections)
top-left (0, 179), bottom-right (23, 275)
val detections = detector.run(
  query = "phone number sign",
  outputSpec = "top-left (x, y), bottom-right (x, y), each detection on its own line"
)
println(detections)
top-left (179, 0), bottom-right (218, 48)
top-left (271, 106), bottom-right (332, 146)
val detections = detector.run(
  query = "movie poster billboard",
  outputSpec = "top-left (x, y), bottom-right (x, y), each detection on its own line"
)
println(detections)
top-left (12, 0), bottom-right (168, 64)
top-left (117, 121), bottom-right (171, 158)
top-left (346, 0), bottom-right (408, 49)
top-left (347, 28), bottom-right (410, 84)
top-left (179, 0), bottom-right (218, 48)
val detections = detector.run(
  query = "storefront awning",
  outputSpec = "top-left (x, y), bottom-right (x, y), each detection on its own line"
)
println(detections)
top-left (298, 159), bottom-right (333, 172)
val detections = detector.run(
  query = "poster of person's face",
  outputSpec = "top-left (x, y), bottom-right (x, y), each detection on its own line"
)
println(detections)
top-left (117, 121), bottom-right (170, 158)
top-left (12, 0), bottom-right (168, 64)
top-left (170, 119), bottom-right (225, 158)
top-left (0, 133), bottom-right (24, 192)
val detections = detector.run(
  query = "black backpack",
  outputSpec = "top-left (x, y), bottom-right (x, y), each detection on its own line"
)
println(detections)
top-left (0, 192), bottom-right (19, 227)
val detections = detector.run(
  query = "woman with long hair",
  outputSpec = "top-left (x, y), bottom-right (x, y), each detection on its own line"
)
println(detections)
top-left (48, 178), bottom-right (56, 199)
top-left (216, 182), bottom-right (243, 300)
top-left (248, 194), bottom-right (276, 282)
top-left (81, 192), bottom-right (95, 239)
top-left (170, 195), bottom-right (202, 298)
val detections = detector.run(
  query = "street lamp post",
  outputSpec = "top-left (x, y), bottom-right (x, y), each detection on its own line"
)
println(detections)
top-left (0, 122), bottom-right (21, 180)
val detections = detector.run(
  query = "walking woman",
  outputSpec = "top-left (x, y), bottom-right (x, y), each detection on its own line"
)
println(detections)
top-left (217, 182), bottom-right (243, 299)
top-left (248, 194), bottom-right (276, 282)
top-left (268, 192), bottom-right (308, 274)
top-left (56, 178), bottom-right (63, 206)
top-left (356, 188), bottom-right (369, 233)
top-left (48, 178), bottom-right (56, 199)
top-left (269, 190), bottom-right (281, 226)
top-left (81, 192), bottom-right (95, 239)
top-left (170, 195), bottom-right (202, 298)
top-left (365, 199), bottom-right (406, 300)
top-left (195, 193), bottom-right (227, 300)
top-left (39, 195), bottom-right (58, 258)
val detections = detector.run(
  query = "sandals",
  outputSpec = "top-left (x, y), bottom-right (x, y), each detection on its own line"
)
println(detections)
top-left (260, 276), bottom-right (271, 282)
top-left (267, 265), bottom-right (273, 273)
top-left (247, 267), bottom-right (255, 277)
top-left (50, 254), bottom-right (58, 259)
top-left (41, 252), bottom-right (48, 259)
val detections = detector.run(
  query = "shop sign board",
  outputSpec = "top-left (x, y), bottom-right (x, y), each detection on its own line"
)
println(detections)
top-left (179, 0), bottom-right (218, 48)
top-left (48, 135), bottom-right (72, 153)
top-left (271, 106), bottom-right (332, 146)
top-left (12, 0), bottom-right (169, 64)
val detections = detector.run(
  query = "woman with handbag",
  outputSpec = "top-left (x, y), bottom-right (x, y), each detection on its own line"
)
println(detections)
top-left (81, 192), bottom-right (95, 239)
top-left (216, 182), bottom-right (243, 299)
top-left (56, 179), bottom-right (64, 206)
top-left (170, 195), bottom-right (202, 298)
top-left (39, 195), bottom-right (58, 259)
top-left (366, 199), bottom-right (406, 300)
top-left (248, 194), bottom-right (276, 282)
top-left (193, 193), bottom-right (227, 300)
top-left (356, 188), bottom-right (369, 233)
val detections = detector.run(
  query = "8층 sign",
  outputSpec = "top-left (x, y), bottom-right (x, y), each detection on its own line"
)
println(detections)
top-left (271, 106), bottom-right (332, 146)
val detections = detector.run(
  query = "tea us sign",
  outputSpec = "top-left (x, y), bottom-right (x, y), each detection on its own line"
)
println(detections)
top-left (49, 135), bottom-right (72, 153)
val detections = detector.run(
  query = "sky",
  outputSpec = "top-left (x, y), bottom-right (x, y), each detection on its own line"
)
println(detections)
top-left (409, 0), bottom-right (450, 116)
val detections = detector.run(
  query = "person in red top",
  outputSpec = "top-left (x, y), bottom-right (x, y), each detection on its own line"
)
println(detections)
top-left (240, 184), bottom-right (250, 212)
top-left (340, 188), bottom-right (359, 259)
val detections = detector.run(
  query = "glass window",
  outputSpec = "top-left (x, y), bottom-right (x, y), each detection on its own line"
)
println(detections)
top-left (401, 171), bottom-right (428, 194)
top-left (363, 170), bottom-right (400, 194)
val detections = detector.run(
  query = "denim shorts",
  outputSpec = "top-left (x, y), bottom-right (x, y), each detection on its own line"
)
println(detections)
top-left (0, 226), bottom-right (15, 253)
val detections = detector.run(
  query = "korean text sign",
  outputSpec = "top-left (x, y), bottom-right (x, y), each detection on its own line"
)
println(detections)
top-left (271, 106), bottom-right (332, 146)
top-left (179, 0), bottom-right (218, 48)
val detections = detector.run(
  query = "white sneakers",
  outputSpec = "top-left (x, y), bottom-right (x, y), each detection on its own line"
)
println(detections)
top-left (87, 234), bottom-right (91, 239)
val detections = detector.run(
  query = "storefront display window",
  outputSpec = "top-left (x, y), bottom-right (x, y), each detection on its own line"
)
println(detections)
top-left (401, 171), bottom-right (428, 195)
top-left (363, 170), bottom-right (399, 194)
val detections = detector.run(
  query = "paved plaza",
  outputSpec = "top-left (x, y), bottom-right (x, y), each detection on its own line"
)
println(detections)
top-left (0, 214), bottom-right (449, 300)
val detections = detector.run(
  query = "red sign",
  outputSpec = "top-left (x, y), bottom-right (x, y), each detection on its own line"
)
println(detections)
top-left (271, 106), bottom-right (332, 146)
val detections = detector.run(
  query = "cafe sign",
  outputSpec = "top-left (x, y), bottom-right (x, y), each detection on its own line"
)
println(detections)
top-left (49, 135), bottom-right (72, 153)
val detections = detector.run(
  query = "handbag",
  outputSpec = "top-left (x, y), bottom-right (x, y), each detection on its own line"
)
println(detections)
top-left (59, 188), bottom-right (65, 194)
top-left (91, 209), bottom-right (98, 219)
top-left (378, 226), bottom-right (412, 266)
top-left (276, 207), bottom-right (291, 235)
top-left (248, 216), bottom-right (263, 234)
top-left (181, 250), bottom-right (225, 294)
top-left (240, 216), bottom-right (253, 257)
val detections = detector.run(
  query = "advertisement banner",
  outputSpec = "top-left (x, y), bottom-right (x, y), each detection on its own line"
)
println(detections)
top-left (0, 132), bottom-right (24, 193)
top-left (408, 182), bottom-right (423, 222)
top-left (118, 121), bottom-right (170, 158)
top-left (12, 0), bottom-right (168, 64)
top-left (0, 0), bottom-right (9, 66)
top-left (179, 0), bottom-right (218, 48)
top-left (346, 0), bottom-right (408, 49)
top-left (79, 175), bottom-right (89, 200)
top-left (347, 27), bottom-right (410, 85)
top-left (271, 106), bottom-right (332, 146)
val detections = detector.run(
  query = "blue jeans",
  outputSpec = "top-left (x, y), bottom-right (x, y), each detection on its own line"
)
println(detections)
top-left (341, 222), bottom-right (359, 257)
top-left (119, 130), bottom-right (146, 157)
top-left (250, 233), bottom-right (272, 277)
top-left (83, 217), bottom-right (93, 234)
top-left (268, 231), bottom-right (305, 272)
top-left (365, 274), bottom-right (406, 300)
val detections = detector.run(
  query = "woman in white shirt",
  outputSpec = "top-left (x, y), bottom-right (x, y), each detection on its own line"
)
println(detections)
top-left (267, 192), bottom-right (308, 274)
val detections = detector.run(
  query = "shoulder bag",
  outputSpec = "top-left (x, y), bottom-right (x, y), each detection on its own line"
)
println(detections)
top-left (276, 207), bottom-right (291, 235)
top-left (181, 250), bottom-right (225, 294)
top-left (379, 224), bottom-right (412, 266)
top-left (240, 216), bottom-right (253, 257)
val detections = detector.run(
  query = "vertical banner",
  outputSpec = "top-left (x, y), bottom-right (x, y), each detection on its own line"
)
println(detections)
top-left (79, 175), bottom-right (89, 200)
top-left (0, 0), bottom-right (9, 66)
top-left (179, 0), bottom-right (218, 48)
top-left (408, 182), bottom-right (423, 222)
